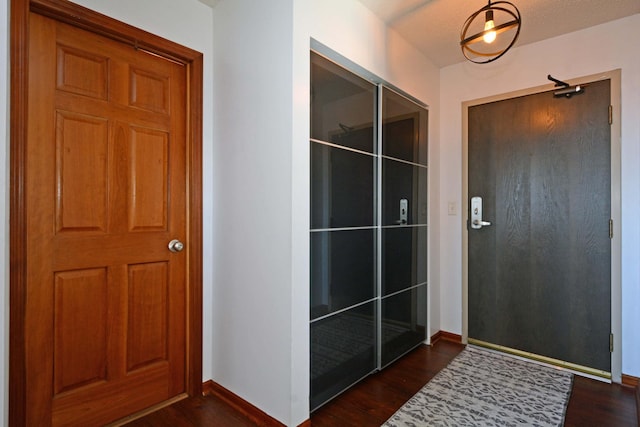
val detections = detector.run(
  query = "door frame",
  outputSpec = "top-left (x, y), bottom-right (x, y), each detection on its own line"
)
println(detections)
top-left (461, 70), bottom-right (622, 382)
top-left (9, 0), bottom-right (204, 424)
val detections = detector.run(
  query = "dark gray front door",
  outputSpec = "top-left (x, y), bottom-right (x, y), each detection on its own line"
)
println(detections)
top-left (468, 79), bottom-right (612, 373)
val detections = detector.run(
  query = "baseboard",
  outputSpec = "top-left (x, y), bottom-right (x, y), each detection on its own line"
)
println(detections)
top-left (430, 330), bottom-right (462, 345)
top-left (202, 379), bottom-right (213, 396)
top-left (621, 374), bottom-right (639, 388)
top-left (202, 380), bottom-right (285, 427)
top-left (636, 384), bottom-right (640, 427)
top-left (624, 375), bottom-right (640, 426)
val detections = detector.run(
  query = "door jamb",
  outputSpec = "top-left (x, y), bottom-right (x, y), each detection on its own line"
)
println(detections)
top-left (461, 70), bottom-right (622, 382)
top-left (9, 0), bottom-right (204, 424)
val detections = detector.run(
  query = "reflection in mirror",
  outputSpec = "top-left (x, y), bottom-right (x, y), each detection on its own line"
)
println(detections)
top-left (381, 285), bottom-right (428, 367)
top-left (310, 229), bottom-right (376, 319)
top-left (382, 159), bottom-right (428, 226)
top-left (382, 226), bottom-right (428, 296)
top-left (382, 87), bottom-right (428, 165)
top-left (310, 302), bottom-right (376, 410)
top-left (311, 143), bottom-right (376, 229)
top-left (311, 52), bottom-right (376, 153)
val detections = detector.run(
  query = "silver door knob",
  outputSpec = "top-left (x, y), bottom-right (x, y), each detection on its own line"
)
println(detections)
top-left (168, 239), bottom-right (184, 253)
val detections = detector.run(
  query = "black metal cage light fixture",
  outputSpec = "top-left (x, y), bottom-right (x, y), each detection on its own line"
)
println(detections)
top-left (460, 0), bottom-right (521, 64)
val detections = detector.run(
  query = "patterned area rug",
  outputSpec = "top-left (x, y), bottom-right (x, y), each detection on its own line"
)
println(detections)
top-left (383, 346), bottom-right (574, 426)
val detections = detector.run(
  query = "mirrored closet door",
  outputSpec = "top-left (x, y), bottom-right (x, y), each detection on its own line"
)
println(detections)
top-left (310, 51), bottom-right (428, 411)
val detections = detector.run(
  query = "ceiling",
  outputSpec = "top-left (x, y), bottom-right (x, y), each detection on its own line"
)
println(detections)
top-left (356, 0), bottom-right (640, 67)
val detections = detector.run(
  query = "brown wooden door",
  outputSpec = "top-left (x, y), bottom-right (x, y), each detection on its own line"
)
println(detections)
top-left (467, 79), bottom-right (612, 375)
top-left (25, 12), bottom-right (188, 426)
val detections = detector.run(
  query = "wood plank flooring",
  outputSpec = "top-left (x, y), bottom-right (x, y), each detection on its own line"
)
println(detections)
top-left (124, 341), bottom-right (638, 426)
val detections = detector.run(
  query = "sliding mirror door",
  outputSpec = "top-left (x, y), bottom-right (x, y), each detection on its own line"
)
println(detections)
top-left (380, 87), bottom-right (429, 367)
top-left (310, 52), bottom-right (377, 411)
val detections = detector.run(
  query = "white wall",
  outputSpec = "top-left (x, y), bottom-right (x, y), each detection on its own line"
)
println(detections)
top-left (290, 3), bottom-right (312, 424)
top-left (439, 14), bottom-right (640, 377)
top-left (210, 0), bottom-right (299, 424)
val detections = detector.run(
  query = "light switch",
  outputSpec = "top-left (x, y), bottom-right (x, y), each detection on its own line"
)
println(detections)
top-left (447, 202), bottom-right (457, 216)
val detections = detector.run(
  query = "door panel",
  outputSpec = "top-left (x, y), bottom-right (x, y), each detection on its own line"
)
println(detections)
top-left (129, 126), bottom-right (169, 230)
top-left (127, 262), bottom-right (169, 371)
top-left (468, 79), bottom-right (611, 373)
top-left (53, 268), bottom-right (109, 395)
top-left (56, 112), bottom-right (109, 232)
top-left (26, 12), bottom-right (187, 426)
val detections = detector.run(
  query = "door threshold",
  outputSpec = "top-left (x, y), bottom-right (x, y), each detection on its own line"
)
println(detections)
top-left (468, 338), bottom-right (612, 383)
top-left (105, 393), bottom-right (189, 426)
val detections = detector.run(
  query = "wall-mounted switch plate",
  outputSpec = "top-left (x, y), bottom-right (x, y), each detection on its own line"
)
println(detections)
top-left (448, 202), bottom-right (457, 216)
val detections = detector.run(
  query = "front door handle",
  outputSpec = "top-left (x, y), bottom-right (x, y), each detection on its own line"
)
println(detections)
top-left (470, 196), bottom-right (492, 229)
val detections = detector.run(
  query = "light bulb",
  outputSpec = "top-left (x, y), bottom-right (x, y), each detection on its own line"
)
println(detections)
top-left (483, 10), bottom-right (496, 44)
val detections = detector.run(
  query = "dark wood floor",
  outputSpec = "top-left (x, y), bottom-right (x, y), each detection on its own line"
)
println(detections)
top-left (125, 341), bottom-right (638, 426)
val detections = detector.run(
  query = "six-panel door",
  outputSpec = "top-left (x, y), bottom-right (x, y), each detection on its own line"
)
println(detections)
top-left (26, 12), bottom-right (188, 426)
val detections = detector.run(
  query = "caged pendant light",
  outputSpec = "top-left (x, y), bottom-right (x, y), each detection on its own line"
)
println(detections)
top-left (460, 0), bottom-right (521, 64)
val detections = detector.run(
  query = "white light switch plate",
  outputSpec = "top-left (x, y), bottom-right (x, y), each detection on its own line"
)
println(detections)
top-left (447, 202), bottom-right (457, 216)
